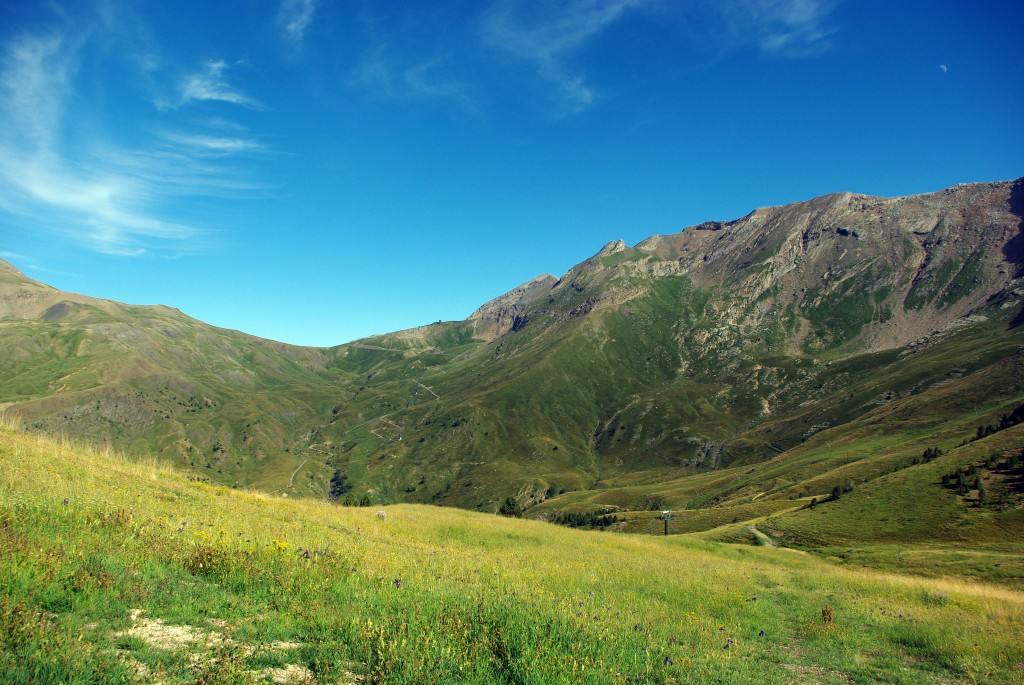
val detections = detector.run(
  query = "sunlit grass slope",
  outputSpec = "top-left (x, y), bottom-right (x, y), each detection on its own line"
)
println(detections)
top-left (3, 425), bottom-right (1024, 684)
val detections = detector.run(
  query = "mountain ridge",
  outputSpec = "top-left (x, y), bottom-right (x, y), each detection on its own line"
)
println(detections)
top-left (459, 178), bottom-right (1022, 354)
top-left (2, 177), bottom-right (1023, 538)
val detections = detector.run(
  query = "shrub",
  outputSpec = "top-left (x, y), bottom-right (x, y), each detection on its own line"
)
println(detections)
top-left (328, 470), bottom-right (352, 499)
top-left (498, 496), bottom-right (522, 517)
top-left (551, 511), bottom-right (619, 529)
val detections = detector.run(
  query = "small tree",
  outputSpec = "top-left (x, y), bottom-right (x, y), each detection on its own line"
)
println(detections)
top-left (328, 470), bottom-right (351, 499)
top-left (498, 496), bottom-right (522, 517)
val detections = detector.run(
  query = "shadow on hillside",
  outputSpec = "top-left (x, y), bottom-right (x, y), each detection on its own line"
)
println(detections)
top-left (1006, 178), bottom-right (1024, 273)
top-left (1004, 179), bottom-right (1024, 327)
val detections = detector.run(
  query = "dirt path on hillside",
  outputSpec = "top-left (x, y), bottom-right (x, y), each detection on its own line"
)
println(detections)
top-left (340, 413), bottom-right (394, 435)
top-left (748, 525), bottom-right (776, 547)
top-left (288, 459), bottom-right (307, 487)
top-left (416, 381), bottom-right (440, 400)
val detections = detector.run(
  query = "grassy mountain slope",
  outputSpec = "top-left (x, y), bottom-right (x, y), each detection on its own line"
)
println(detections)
top-left (2, 179), bottom-right (1023, 539)
top-left (0, 261), bottom-right (360, 492)
top-left (3, 424), bottom-right (1024, 683)
top-left (313, 180), bottom-right (1024, 518)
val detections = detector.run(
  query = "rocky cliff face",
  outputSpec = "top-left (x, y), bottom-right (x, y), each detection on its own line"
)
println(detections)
top-left (480, 179), bottom-right (1024, 355)
top-left (468, 274), bottom-right (558, 341)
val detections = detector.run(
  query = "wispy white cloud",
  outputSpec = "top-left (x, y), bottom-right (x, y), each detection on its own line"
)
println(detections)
top-left (353, 44), bottom-right (474, 107)
top-left (0, 250), bottom-right (28, 262)
top-left (0, 250), bottom-right (78, 277)
top-left (0, 19), bottom-right (269, 257)
top-left (715, 0), bottom-right (837, 57)
top-left (159, 131), bottom-right (268, 157)
top-left (481, 0), bottom-right (646, 114)
top-left (278, 0), bottom-right (317, 50)
top-left (404, 59), bottom-right (472, 103)
top-left (177, 60), bottom-right (263, 109)
top-left (352, 44), bottom-right (399, 97)
top-left (352, 1), bottom-right (838, 116)
top-left (0, 32), bottom-right (71, 149)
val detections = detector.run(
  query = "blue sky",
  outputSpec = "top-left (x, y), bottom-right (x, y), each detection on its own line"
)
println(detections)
top-left (1, 1), bottom-right (1021, 347)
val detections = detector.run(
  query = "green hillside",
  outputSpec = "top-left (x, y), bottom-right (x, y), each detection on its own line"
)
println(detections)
top-left (3, 424), bottom-right (1024, 684)
top-left (2, 178), bottom-right (1023, 548)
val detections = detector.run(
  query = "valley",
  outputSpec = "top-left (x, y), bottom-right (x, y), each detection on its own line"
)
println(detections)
top-left (1, 179), bottom-right (1023, 561)
top-left (3, 177), bottom-right (1024, 682)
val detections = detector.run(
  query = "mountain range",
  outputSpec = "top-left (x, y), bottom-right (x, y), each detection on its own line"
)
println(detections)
top-left (2, 177), bottom-right (1023, 553)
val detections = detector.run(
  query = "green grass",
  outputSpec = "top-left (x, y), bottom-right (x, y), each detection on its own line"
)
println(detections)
top-left (4, 425), bottom-right (1024, 683)
top-left (801, 542), bottom-right (1024, 587)
top-left (761, 424), bottom-right (1024, 548)
top-left (3, 216), bottom-right (1024, 525)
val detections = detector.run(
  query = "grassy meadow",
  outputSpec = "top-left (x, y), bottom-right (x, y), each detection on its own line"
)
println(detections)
top-left (3, 423), bottom-right (1024, 684)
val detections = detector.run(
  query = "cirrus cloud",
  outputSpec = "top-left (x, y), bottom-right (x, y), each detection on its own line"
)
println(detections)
top-left (482, 0), bottom-right (647, 114)
top-left (279, 0), bottom-right (318, 51)
top-left (0, 15), bottom-right (269, 257)
top-left (176, 60), bottom-right (264, 109)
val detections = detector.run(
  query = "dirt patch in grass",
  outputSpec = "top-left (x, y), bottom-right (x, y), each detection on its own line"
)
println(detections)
top-left (783, 663), bottom-right (854, 683)
top-left (257, 663), bottom-right (316, 684)
top-left (119, 608), bottom-right (225, 651)
top-left (115, 609), bottom-right (360, 684)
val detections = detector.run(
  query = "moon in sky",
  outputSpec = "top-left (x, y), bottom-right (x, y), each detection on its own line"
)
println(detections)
top-left (939, 64), bottom-right (948, 73)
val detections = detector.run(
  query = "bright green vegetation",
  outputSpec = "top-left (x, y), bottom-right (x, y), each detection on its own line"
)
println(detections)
top-left (801, 270), bottom-right (891, 349)
top-left (3, 180), bottom-right (1024, 681)
top-left (4, 424), bottom-right (1024, 684)
top-left (3, 249), bottom-right (1024, 538)
top-left (2, 179), bottom-right (1023, 567)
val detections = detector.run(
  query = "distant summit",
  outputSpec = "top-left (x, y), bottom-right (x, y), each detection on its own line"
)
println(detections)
top-left (2, 178), bottom-right (1023, 527)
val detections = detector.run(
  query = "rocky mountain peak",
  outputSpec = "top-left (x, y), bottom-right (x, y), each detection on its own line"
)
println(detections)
top-left (469, 177), bottom-right (1023, 354)
top-left (598, 239), bottom-right (627, 256)
top-left (468, 274), bottom-right (558, 341)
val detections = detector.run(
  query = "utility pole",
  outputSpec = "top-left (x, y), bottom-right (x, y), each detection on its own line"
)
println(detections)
top-left (658, 510), bottom-right (675, 536)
